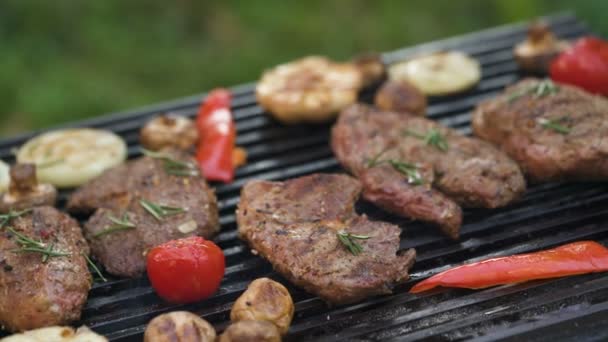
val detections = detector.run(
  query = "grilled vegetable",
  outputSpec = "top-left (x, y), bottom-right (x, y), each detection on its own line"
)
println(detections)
top-left (550, 36), bottom-right (608, 96)
top-left (353, 52), bottom-right (386, 87)
top-left (514, 22), bottom-right (569, 73)
top-left (0, 164), bottom-right (57, 212)
top-left (0, 326), bottom-right (107, 342)
top-left (374, 79), bottom-right (427, 115)
top-left (17, 129), bottom-right (127, 188)
top-left (410, 241), bottom-right (608, 293)
top-left (195, 89), bottom-right (236, 183)
top-left (219, 320), bottom-right (281, 342)
top-left (144, 311), bottom-right (216, 342)
top-left (146, 236), bottom-right (225, 303)
top-left (140, 114), bottom-right (198, 151)
top-left (256, 56), bottom-right (364, 123)
top-left (0, 160), bottom-right (9, 193)
top-left (231, 278), bottom-right (294, 335)
top-left (388, 51), bottom-right (481, 96)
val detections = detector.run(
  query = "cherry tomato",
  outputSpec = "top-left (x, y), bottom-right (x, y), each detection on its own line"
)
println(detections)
top-left (147, 236), bottom-right (225, 303)
top-left (550, 36), bottom-right (608, 96)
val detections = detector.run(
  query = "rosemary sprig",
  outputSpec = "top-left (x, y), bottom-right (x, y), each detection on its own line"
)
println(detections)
top-left (508, 79), bottom-right (559, 103)
top-left (403, 128), bottom-right (449, 152)
top-left (141, 148), bottom-right (199, 177)
top-left (83, 253), bottom-right (107, 282)
top-left (388, 160), bottom-right (424, 185)
top-left (7, 226), bottom-right (70, 262)
top-left (537, 117), bottom-right (571, 135)
top-left (365, 149), bottom-right (388, 168)
top-left (0, 209), bottom-right (32, 229)
top-left (94, 213), bottom-right (136, 238)
top-left (337, 231), bottom-right (370, 255)
top-left (139, 199), bottom-right (186, 221)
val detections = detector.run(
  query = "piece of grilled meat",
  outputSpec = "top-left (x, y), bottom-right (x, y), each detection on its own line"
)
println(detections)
top-left (332, 104), bottom-right (526, 239)
top-left (67, 150), bottom-right (219, 277)
top-left (0, 206), bottom-right (91, 332)
top-left (237, 173), bottom-right (416, 305)
top-left (473, 78), bottom-right (608, 182)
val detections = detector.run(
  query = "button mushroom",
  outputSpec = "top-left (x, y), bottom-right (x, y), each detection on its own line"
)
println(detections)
top-left (374, 79), bottom-right (427, 116)
top-left (230, 278), bottom-right (294, 335)
top-left (144, 311), bottom-right (216, 342)
top-left (140, 114), bottom-right (199, 151)
top-left (514, 22), bottom-right (569, 73)
top-left (353, 53), bottom-right (386, 87)
top-left (0, 164), bottom-right (57, 213)
top-left (219, 320), bottom-right (281, 342)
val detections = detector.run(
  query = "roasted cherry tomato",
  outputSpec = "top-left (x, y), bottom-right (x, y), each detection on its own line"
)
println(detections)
top-left (550, 36), bottom-right (608, 96)
top-left (147, 236), bottom-right (225, 303)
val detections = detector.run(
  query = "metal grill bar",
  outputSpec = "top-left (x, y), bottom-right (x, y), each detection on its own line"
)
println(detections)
top-left (1, 12), bottom-right (606, 342)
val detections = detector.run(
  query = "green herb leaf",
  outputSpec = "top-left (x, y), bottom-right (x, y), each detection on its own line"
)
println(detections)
top-left (94, 213), bottom-right (136, 238)
top-left (7, 226), bottom-right (70, 262)
top-left (537, 117), bottom-right (571, 135)
top-left (139, 199), bottom-right (186, 221)
top-left (141, 148), bottom-right (199, 177)
top-left (388, 160), bottom-right (424, 185)
top-left (0, 209), bottom-right (32, 229)
top-left (508, 79), bottom-right (559, 103)
top-left (83, 253), bottom-right (107, 282)
top-left (337, 231), bottom-right (370, 255)
top-left (403, 128), bottom-right (449, 152)
top-left (365, 149), bottom-right (389, 168)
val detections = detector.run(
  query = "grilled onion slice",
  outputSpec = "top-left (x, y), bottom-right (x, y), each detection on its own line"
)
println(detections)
top-left (0, 160), bottom-right (9, 193)
top-left (388, 51), bottom-right (481, 96)
top-left (17, 129), bottom-right (127, 188)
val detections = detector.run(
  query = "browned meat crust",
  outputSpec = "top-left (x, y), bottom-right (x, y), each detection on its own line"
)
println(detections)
top-left (237, 173), bottom-right (416, 305)
top-left (332, 104), bottom-right (526, 239)
top-left (0, 206), bottom-right (91, 332)
top-left (66, 151), bottom-right (219, 277)
top-left (473, 78), bottom-right (608, 182)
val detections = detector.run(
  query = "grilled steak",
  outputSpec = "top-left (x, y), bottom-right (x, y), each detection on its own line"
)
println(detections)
top-left (473, 78), bottom-right (608, 182)
top-left (237, 173), bottom-right (416, 305)
top-left (0, 206), bottom-right (91, 332)
top-left (332, 104), bottom-right (526, 239)
top-left (67, 150), bottom-right (219, 277)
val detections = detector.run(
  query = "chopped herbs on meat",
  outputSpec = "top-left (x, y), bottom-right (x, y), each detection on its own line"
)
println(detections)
top-left (508, 79), bottom-right (560, 102)
top-left (336, 231), bottom-right (370, 255)
top-left (139, 199), bottom-right (186, 221)
top-left (142, 148), bottom-right (199, 177)
top-left (403, 128), bottom-right (449, 151)
top-left (0, 209), bottom-right (31, 229)
top-left (7, 226), bottom-right (70, 262)
top-left (83, 253), bottom-right (107, 282)
top-left (94, 213), bottom-right (136, 238)
top-left (366, 151), bottom-right (424, 185)
top-left (537, 117), bottom-right (571, 134)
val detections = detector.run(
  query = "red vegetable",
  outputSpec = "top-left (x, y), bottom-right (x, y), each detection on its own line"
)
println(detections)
top-left (410, 241), bottom-right (608, 294)
top-left (147, 236), bottom-right (225, 303)
top-left (550, 36), bottom-right (608, 96)
top-left (195, 89), bottom-right (236, 182)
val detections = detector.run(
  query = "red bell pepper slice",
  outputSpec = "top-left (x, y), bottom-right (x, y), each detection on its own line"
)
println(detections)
top-left (410, 241), bottom-right (608, 294)
top-left (550, 36), bottom-right (608, 96)
top-left (195, 89), bottom-right (235, 183)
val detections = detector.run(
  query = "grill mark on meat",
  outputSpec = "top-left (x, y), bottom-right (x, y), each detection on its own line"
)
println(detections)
top-left (473, 78), bottom-right (608, 182)
top-left (237, 173), bottom-right (416, 304)
top-left (332, 104), bottom-right (525, 239)
top-left (66, 150), bottom-right (219, 277)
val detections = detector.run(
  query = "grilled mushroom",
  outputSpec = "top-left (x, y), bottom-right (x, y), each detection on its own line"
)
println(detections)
top-left (514, 22), bottom-right (569, 73)
top-left (0, 164), bottom-right (57, 213)
top-left (140, 114), bottom-right (199, 151)
top-left (144, 311), bottom-right (216, 342)
top-left (353, 53), bottom-right (386, 87)
top-left (219, 320), bottom-right (281, 342)
top-left (375, 79), bottom-right (427, 116)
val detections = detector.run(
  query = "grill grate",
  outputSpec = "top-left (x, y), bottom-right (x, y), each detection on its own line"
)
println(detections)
top-left (2, 12), bottom-right (607, 342)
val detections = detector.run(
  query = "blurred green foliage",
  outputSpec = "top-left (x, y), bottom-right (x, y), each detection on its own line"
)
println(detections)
top-left (0, 0), bottom-right (606, 137)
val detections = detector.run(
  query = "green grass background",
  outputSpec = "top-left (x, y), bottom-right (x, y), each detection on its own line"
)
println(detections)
top-left (0, 0), bottom-right (606, 137)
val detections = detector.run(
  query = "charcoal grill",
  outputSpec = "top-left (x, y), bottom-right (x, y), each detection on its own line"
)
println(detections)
top-left (1, 12), bottom-right (607, 341)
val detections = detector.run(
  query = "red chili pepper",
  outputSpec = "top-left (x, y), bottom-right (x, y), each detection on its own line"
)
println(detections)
top-left (410, 241), bottom-right (608, 294)
top-left (195, 88), bottom-right (235, 182)
top-left (550, 36), bottom-right (608, 96)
